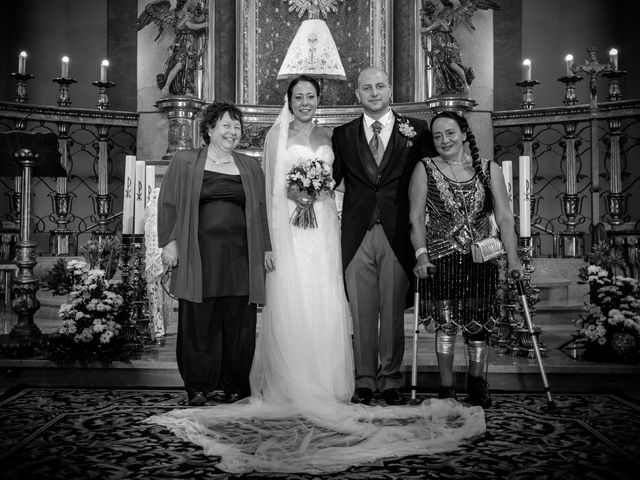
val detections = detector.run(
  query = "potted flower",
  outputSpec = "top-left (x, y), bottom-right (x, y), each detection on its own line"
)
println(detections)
top-left (574, 263), bottom-right (640, 364)
top-left (45, 262), bottom-right (142, 366)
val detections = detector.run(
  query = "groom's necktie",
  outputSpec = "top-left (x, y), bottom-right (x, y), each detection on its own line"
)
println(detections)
top-left (369, 120), bottom-right (384, 165)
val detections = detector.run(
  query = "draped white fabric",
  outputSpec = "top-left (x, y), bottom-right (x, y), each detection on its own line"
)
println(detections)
top-left (146, 101), bottom-right (486, 474)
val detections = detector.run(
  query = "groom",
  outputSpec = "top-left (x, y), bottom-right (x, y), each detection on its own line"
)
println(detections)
top-left (332, 66), bottom-right (436, 405)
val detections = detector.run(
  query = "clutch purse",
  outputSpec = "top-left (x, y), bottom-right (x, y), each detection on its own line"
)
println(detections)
top-left (471, 236), bottom-right (505, 263)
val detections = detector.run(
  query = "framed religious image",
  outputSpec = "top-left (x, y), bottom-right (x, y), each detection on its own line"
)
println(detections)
top-left (236, 0), bottom-right (392, 106)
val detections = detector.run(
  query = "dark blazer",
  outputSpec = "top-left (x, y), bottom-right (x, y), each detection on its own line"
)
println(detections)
top-left (157, 148), bottom-right (271, 304)
top-left (332, 111), bottom-right (436, 282)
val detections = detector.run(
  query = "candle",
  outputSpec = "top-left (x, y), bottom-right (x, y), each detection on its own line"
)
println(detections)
top-left (522, 59), bottom-right (531, 81)
top-left (145, 165), bottom-right (156, 206)
top-left (18, 51), bottom-right (27, 74)
top-left (61, 56), bottom-right (69, 78)
top-left (122, 155), bottom-right (136, 234)
top-left (518, 155), bottom-right (531, 237)
top-left (501, 161), bottom-right (513, 213)
top-left (609, 48), bottom-right (618, 70)
top-left (134, 160), bottom-right (146, 235)
top-left (564, 54), bottom-right (574, 77)
top-left (100, 59), bottom-right (109, 83)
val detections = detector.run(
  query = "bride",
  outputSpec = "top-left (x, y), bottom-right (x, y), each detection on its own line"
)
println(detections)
top-left (147, 75), bottom-right (486, 474)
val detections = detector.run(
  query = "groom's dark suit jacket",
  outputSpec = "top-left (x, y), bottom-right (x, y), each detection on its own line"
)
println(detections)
top-left (332, 111), bottom-right (436, 288)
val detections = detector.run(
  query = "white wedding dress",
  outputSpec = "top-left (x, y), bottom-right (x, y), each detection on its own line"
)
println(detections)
top-left (146, 117), bottom-right (486, 475)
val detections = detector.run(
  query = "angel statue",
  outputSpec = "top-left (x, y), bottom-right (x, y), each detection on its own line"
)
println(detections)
top-left (421, 0), bottom-right (499, 97)
top-left (137, 0), bottom-right (209, 97)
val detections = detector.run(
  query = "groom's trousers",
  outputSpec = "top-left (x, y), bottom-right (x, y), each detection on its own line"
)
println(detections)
top-left (345, 224), bottom-right (409, 392)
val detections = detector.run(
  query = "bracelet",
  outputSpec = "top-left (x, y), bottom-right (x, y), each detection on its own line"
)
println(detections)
top-left (415, 247), bottom-right (428, 259)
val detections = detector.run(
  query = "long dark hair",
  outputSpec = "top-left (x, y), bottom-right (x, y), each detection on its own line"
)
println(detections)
top-left (286, 75), bottom-right (321, 111)
top-left (430, 110), bottom-right (493, 210)
top-left (200, 101), bottom-right (244, 145)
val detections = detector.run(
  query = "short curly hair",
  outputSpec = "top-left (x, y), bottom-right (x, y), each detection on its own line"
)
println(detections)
top-left (200, 101), bottom-right (244, 145)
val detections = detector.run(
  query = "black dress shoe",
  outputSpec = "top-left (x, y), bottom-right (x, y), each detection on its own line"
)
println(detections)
top-left (351, 387), bottom-right (373, 405)
top-left (187, 391), bottom-right (207, 406)
top-left (224, 391), bottom-right (249, 404)
top-left (382, 388), bottom-right (406, 405)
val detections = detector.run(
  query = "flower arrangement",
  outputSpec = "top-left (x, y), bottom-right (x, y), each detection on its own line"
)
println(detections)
top-left (80, 235), bottom-right (120, 279)
top-left (42, 258), bottom-right (87, 296)
top-left (285, 157), bottom-right (335, 228)
top-left (574, 243), bottom-right (640, 363)
top-left (45, 260), bottom-right (143, 365)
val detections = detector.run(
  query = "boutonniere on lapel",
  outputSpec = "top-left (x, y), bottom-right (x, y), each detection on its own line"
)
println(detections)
top-left (397, 117), bottom-right (417, 147)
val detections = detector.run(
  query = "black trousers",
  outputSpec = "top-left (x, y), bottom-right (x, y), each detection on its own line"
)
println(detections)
top-left (177, 296), bottom-right (256, 396)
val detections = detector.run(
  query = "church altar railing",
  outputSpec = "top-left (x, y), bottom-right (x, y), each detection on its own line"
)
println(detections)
top-left (0, 101), bottom-right (138, 255)
top-left (492, 100), bottom-right (640, 265)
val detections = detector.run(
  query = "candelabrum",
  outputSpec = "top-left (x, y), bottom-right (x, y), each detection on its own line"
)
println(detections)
top-left (602, 70), bottom-right (627, 102)
top-left (9, 72), bottom-right (34, 103)
top-left (92, 81), bottom-right (116, 110)
top-left (510, 236), bottom-right (547, 358)
top-left (52, 77), bottom-right (77, 107)
top-left (557, 75), bottom-right (583, 106)
top-left (516, 80), bottom-right (540, 109)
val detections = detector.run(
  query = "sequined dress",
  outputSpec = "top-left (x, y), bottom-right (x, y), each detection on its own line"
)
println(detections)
top-left (420, 157), bottom-right (500, 336)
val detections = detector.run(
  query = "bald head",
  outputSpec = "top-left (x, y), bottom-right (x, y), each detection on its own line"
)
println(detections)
top-left (357, 67), bottom-right (389, 88)
top-left (355, 66), bottom-right (392, 119)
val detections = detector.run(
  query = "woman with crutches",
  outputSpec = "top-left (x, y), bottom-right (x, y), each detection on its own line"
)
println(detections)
top-left (408, 111), bottom-right (520, 408)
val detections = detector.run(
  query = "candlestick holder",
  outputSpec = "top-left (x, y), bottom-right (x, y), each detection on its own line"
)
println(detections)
top-left (92, 81), bottom-right (116, 110)
top-left (557, 75), bottom-right (583, 106)
top-left (52, 77), bottom-right (77, 107)
top-left (9, 72), bottom-right (35, 103)
top-left (515, 80), bottom-right (540, 109)
top-left (119, 234), bottom-right (153, 344)
top-left (602, 70), bottom-right (627, 102)
top-left (511, 236), bottom-right (547, 358)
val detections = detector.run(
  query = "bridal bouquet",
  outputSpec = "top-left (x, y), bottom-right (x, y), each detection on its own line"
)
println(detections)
top-left (285, 157), bottom-right (335, 228)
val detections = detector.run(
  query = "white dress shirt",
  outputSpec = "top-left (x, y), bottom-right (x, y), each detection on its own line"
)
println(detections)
top-left (363, 109), bottom-right (395, 150)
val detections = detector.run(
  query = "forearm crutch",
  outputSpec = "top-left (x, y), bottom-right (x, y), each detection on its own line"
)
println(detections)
top-left (409, 277), bottom-right (422, 405)
top-left (511, 270), bottom-right (556, 409)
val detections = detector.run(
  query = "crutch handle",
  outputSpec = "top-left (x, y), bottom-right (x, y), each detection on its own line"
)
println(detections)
top-left (510, 270), bottom-right (527, 295)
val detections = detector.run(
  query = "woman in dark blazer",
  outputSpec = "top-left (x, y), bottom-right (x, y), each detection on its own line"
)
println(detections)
top-left (158, 101), bottom-right (272, 406)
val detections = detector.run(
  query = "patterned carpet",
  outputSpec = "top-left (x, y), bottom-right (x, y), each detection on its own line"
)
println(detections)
top-left (1, 387), bottom-right (639, 480)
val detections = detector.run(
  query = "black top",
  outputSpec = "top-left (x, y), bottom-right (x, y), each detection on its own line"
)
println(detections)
top-left (198, 170), bottom-right (249, 297)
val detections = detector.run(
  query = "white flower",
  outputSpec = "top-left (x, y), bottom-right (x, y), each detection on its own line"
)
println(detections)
top-left (398, 118), bottom-right (417, 139)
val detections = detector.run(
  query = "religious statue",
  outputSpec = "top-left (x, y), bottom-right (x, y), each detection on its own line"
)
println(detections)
top-left (420, 0), bottom-right (499, 97)
top-left (137, 0), bottom-right (209, 97)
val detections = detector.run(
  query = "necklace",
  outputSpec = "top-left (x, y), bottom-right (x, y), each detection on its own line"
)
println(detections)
top-left (209, 158), bottom-right (233, 165)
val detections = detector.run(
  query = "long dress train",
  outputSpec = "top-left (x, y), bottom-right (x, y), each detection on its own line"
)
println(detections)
top-left (146, 121), bottom-right (486, 475)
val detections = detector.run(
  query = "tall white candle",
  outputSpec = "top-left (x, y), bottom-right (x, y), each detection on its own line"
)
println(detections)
top-left (564, 54), bottom-right (574, 77)
top-left (134, 160), bottom-right (146, 235)
top-left (61, 56), bottom-right (69, 78)
top-left (122, 155), bottom-right (136, 234)
top-left (501, 161), bottom-right (513, 213)
top-left (145, 165), bottom-right (155, 207)
top-left (519, 155), bottom-right (531, 237)
top-left (100, 59), bottom-right (109, 82)
top-left (522, 59), bottom-right (532, 81)
top-left (18, 51), bottom-right (27, 74)
top-left (609, 48), bottom-right (618, 70)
